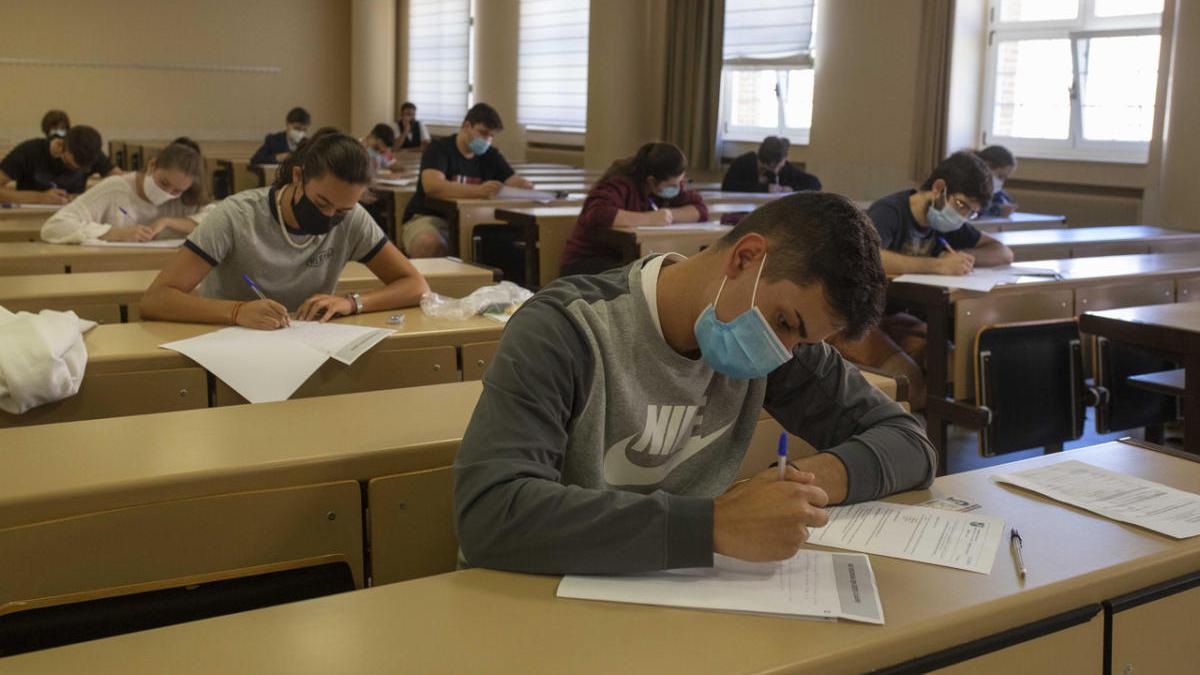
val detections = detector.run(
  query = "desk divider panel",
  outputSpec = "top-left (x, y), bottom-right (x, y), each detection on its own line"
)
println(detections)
top-left (0, 367), bottom-right (208, 429)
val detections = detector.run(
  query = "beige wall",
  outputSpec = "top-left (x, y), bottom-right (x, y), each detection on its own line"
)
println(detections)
top-left (351, 0), bottom-right (397, 139)
top-left (1148, 0), bottom-right (1200, 232)
top-left (473, 0), bottom-right (527, 161)
top-left (0, 0), bottom-right (351, 146)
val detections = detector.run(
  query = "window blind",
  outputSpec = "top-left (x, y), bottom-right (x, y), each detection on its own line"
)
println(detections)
top-left (407, 0), bottom-right (472, 124)
top-left (518, 0), bottom-right (590, 130)
top-left (723, 0), bottom-right (816, 66)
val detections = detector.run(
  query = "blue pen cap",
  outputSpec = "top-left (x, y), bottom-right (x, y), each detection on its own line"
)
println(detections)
top-left (777, 431), bottom-right (788, 458)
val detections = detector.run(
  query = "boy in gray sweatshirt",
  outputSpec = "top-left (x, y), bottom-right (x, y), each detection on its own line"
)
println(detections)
top-left (455, 191), bottom-right (936, 574)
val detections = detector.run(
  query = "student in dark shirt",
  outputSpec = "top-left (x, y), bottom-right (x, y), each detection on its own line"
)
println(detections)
top-left (561, 142), bottom-right (709, 276)
top-left (977, 145), bottom-right (1018, 218)
top-left (250, 107), bottom-right (311, 165)
top-left (0, 125), bottom-right (115, 205)
top-left (396, 102), bottom-right (431, 152)
top-left (400, 103), bottom-right (534, 258)
top-left (830, 151), bottom-right (1013, 409)
top-left (722, 136), bottom-right (820, 194)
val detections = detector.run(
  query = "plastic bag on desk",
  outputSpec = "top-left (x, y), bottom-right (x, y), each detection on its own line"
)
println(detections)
top-left (420, 281), bottom-right (534, 323)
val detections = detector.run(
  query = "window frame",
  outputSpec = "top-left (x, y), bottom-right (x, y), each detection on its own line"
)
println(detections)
top-left (980, 0), bottom-right (1163, 163)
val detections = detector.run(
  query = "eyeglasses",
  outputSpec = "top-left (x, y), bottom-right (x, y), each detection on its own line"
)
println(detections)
top-left (949, 194), bottom-right (980, 220)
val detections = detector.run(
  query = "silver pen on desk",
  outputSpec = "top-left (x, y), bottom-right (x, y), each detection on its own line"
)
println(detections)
top-left (1010, 528), bottom-right (1027, 578)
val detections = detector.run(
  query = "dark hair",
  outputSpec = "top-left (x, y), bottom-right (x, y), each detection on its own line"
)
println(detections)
top-left (921, 151), bottom-right (994, 207)
top-left (716, 192), bottom-right (886, 340)
top-left (152, 137), bottom-right (209, 206)
top-left (757, 136), bottom-right (791, 166)
top-left (64, 125), bottom-right (102, 170)
top-left (463, 103), bottom-right (504, 131)
top-left (369, 123), bottom-right (396, 148)
top-left (602, 142), bottom-right (687, 188)
top-left (976, 145), bottom-right (1016, 170)
top-left (286, 107), bottom-right (312, 126)
top-left (400, 102), bottom-right (417, 113)
top-left (272, 131), bottom-right (371, 189)
top-left (41, 110), bottom-right (70, 136)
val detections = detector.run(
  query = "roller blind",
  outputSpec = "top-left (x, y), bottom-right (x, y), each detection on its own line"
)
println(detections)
top-left (723, 0), bottom-right (816, 66)
top-left (518, 0), bottom-right (590, 130)
top-left (407, 0), bottom-right (472, 124)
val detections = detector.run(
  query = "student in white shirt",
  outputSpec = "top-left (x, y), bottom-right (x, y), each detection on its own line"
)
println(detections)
top-left (41, 138), bottom-right (214, 244)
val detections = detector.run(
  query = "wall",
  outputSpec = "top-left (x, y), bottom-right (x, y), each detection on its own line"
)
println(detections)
top-left (351, 0), bottom-right (396, 138)
top-left (473, 0), bottom-right (527, 161)
top-left (0, 0), bottom-right (351, 145)
top-left (1148, 0), bottom-right (1200, 232)
top-left (806, 0), bottom-right (925, 201)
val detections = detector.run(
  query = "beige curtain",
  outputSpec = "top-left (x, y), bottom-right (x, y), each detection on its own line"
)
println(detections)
top-left (910, 0), bottom-right (956, 181)
top-left (662, 0), bottom-right (725, 171)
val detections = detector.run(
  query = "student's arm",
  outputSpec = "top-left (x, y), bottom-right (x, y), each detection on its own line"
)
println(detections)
top-left (580, 180), bottom-right (664, 229)
top-left (250, 135), bottom-right (280, 165)
top-left (0, 169), bottom-right (67, 205)
top-left (504, 174), bottom-right (535, 189)
top-left (40, 188), bottom-right (111, 243)
top-left (296, 241), bottom-right (430, 321)
top-left (964, 230), bottom-right (1013, 267)
top-left (764, 342), bottom-right (937, 503)
top-left (721, 155), bottom-right (767, 193)
top-left (139, 248), bottom-right (290, 329)
top-left (879, 249), bottom-right (972, 275)
top-left (666, 189), bottom-right (709, 223)
top-left (421, 169), bottom-right (500, 200)
top-left (454, 299), bottom-right (713, 574)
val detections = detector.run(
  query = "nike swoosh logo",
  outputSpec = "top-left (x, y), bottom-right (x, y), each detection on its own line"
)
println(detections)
top-left (602, 422), bottom-right (735, 487)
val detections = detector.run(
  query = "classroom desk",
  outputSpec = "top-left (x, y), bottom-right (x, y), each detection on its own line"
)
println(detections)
top-left (972, 211), bottom-right (1067, 232)
top-left (0, 307), bottom-right (504, 428)
top-left (0, 257), bottom-right (498, 323)
top-left (1081, 302), bottom-right (1200, 453)
top-left (11, 439), bottom-right (1200, 674)
top-left (0, 242), bottom-right (178, 275)
top-left (420, 194), bottom-right (587, 262)
top-left (890, 251), bottom-right (1200, 470)
top-left (0, 216), bottom-right (47, 242)
top-left (497, 202), bottom-right (758, 288)
top-left (995, 225), bottom-right (1200, 262)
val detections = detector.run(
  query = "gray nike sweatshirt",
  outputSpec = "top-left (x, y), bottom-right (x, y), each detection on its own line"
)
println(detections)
top-left (454, 256), bottom-right (936, 574)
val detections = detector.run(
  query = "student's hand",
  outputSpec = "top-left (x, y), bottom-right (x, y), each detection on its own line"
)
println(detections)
top-left (41, 188), bottom-right (69, 205)
top-left (767, 184), bottom-right (793, 194)
top-left (297, 294), bottom-right (354, 322)
top-left (479, 180), bottom-right (503, 199)
top-left (101, 225), bottom-right (158, 242)
top-left (236, 299), bottom-right (292, 330)
top-left (648, 208), bottom-right (674, 226)
top-left (713, 466), bottom-right (830, 562)
top-left (935, 249), bottom-right (975, 276)
top-left (998, 203), bottom-right (1017, 217)
top-left (514, 177), bottom-right (535, 190)
top-left (274, 152), bottom-right (291, 163)
top-left (148, 218), bottom-right (173, 236)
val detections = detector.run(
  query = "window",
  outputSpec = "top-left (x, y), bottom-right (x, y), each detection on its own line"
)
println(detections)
top-left (719, 0), bottom-right (817, 145)
top-left (407, 0), bottom-right (473, 125)
top-left (518, 0), bottom-right (590, 132)
top-left (982, 0), bottom-right (1163, 162)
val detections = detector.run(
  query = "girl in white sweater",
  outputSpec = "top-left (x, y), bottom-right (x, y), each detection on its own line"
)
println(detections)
top-left (41, 138), bottom-right (215, 244)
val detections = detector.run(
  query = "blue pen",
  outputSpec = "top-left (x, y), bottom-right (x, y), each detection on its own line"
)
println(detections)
top-left (777, 432), bottom-right (789, 481)
top-left (243, 274), bottom-right (290, 326)
top-left (118, 206), bottom-right (130, 220)
top-left (936, 236), bottom-right (955, 254)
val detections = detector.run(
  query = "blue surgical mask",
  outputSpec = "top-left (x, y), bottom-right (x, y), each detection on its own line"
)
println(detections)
top-left (693, 253), bottom-right (793, 379)
top-left (468, 136), bottom-right (491, 156)
top-left (927, 189), bottom-right (967, 233)
top-left (656, 184), bottom-right (681, 200)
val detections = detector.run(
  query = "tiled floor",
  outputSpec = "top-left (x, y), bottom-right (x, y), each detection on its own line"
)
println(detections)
top-left (941, 408), bottom-right (1177, 474)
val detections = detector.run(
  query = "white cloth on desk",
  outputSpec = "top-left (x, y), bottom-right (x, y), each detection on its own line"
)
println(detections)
top-left (0, 306), bottom-right (98, 414)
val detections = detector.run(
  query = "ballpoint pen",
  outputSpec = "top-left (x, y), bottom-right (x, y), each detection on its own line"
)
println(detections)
top-left (1010, 528), bottom-right (1027, 578)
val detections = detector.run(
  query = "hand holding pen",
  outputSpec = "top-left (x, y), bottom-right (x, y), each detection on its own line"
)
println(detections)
top-left (237, 275), bottom-right (291, 330)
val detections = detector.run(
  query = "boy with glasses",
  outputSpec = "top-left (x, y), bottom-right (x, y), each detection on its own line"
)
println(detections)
top-left (831, 151), bottom-right (1013, 410)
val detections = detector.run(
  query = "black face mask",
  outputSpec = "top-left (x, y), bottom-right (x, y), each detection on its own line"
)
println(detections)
top-left (291, 182), bottom-right (345, 236)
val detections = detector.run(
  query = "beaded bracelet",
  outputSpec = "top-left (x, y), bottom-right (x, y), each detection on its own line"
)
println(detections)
top-left (230, 301), bottom-right (246, 326)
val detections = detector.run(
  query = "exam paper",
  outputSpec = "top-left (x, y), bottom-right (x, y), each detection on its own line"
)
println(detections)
top-left (495, 185), bottom-right (558, 203)
top-left (992, 460), bottom-right (1200, 539)
top-left (557, 551), bottom-right (883, 624)
top-left (375, 177), bottom-right (414, 187)
top-left (806, 501), bottom-right (1005, 574)
top-left (81, 239), bottom-right (184, 249)
top-left (160, 322), bottom-right (394, 402)
top-left (893, 265), bottom-right (1059, 292)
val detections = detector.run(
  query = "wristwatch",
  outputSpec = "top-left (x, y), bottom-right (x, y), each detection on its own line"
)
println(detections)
top-left (347, 292), bottom-right (364, 315)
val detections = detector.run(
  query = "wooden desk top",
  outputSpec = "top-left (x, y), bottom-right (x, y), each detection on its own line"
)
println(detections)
top-left (993, 225), bottom-right (1200, 247)
top-left (79, 308), bottom-right (504, 375)
top-left (0, 381), bottom-right (485, 530)
top-left (975, 212), bottom-right (1067, 227)
top-left (498, 201), bottom-right (761, 223)
top-left (948, 251), bottom-right (1200, 300)
top-left (9, 441), bottom-right (1200, 674)
top-left (0, 242), bottom-right (177, 272)
top-left (1080, 301), bottom-right (1200, 354)
top-left (0, 205), bottom-right (59, 221)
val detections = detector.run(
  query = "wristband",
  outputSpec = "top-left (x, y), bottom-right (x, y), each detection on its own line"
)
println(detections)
top-left (231, 301), bottom-right (246, 326)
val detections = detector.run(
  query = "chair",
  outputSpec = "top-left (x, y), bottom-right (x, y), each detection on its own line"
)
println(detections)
top-left (1093, 336), bottom-right (1178, 441)
top-left (472, 223), bottom-right (527, 287)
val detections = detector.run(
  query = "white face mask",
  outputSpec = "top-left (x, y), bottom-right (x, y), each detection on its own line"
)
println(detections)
top-left (287, 128), bottom-right (307, 145)
top-left (993, 177), bottom-right (1005, 192)
top-left (143, 173), bottom-right (177, 206)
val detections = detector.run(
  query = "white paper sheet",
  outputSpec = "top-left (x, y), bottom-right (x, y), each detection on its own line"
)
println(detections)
top-left (80, 239), bottom-right (184, 249)
top-left (894, 265), bottom-right (1062, 292)
top-left (992, 460), bottom-right (1200, 539)
top-left (159, 322), bottom-right (394, 402)
top-left (557, 551), bottom-right (883, 624)
top-left (495, 185), bottom-right (558, 203)
top-left (375, 177), bottom-right (414, 187)
top-left (806, 501), bottom-right (1005, 574)
top-left (1, 203), bottom-right (60, 210)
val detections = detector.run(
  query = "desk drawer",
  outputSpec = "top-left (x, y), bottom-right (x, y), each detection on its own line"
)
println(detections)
top-left (0, 301), bottom-right (121, 325)
top-left (461, 341), bottom-right (500, 381)
top-left (0, 367), bottom-right (207, 428)
top-left (1178, 276), bottom-right (1200, 302)
top-left (214, 345), bottom-right (459, 406)
top-left (368, 466), bottom-right (457, 585)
